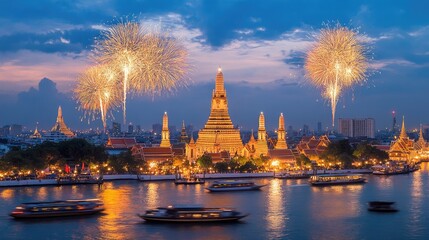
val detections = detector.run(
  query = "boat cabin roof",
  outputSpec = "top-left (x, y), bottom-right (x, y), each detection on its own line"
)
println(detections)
top-left (165, 204), bottom-right (205, 210)
top-left (213, 180), bottom-right (254, 184)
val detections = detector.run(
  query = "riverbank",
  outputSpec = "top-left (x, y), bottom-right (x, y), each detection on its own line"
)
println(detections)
top-left (0, 169), bottom-right (373, 187)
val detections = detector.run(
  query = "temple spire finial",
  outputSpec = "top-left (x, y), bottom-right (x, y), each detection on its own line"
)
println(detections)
top-left (399, 115), bottom-right (407, 139)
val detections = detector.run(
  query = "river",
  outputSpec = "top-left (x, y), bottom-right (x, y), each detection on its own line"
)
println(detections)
top-left (1, 163), bottom-right (429, 240)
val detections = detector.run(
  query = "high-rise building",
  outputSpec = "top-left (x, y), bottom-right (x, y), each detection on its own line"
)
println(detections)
top-left (338, 118), bottom-right (375, 138)
top-left (128, 123), bottom-right (134, 134)
top-left (9, 124), bottom-right (22, 137)
top-left (303, 124), bottom-right (309, 136)
top-left (112, 122), bottom-right (121, 136)
top-left (392, 111), bottom-right (397, 133)
top-left (136, 125), bottom-right (141, 134)
top-left (152, 123), bottom-right (162, 135)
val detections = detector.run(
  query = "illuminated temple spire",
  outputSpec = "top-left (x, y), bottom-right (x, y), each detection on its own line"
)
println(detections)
top-left (160, 112), bottom-right (171, 147)
top-left (255, 112), bottom-right (268, 157)
top-left (417, 124), bottom-right (426, 148)
top-left (275, 113), bottom-right (288, 149)
top-left (191, 67), bottom-right (243, 158)
top-left (50, 106), bottom-right (74, 137)
top-left (399, 116), bottom-right (408, 139)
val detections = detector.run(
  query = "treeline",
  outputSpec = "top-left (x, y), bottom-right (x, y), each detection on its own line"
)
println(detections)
top-left (0, 139), bottom-right (107, 173)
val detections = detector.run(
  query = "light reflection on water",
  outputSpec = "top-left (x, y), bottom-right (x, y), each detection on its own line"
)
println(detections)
top-left (265, 179), bottom-right (286, 239)
top-left (1, 164), bottom-right (429, 239)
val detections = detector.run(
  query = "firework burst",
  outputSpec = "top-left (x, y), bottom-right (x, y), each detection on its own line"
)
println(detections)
top-left (135, 31), bottom-right (189, 96)
top-left (74, 65), bottom-right (120, 131)
top-left (305, 24), bottom-right (368, 127)
top-left (93, 20), bottom-right (189, 125)
top-left (94, 21), bottom-right (145, 125)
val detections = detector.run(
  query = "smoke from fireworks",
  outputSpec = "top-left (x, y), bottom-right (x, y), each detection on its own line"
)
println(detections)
top-left (74, 65), bottom-right (120, 131)
top-left (305, 25), bottom-right (368, 127)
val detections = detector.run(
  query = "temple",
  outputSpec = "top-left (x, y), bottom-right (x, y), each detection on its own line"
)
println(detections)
top-left (389, 117), bottom-right (416, 161)
top-left (254, 112), bottom-right (269, 157)
top-left (275, 113), bottom-right (288, 149)
top-left (160, 112), bottom-right (171, 148)
top-left (43, 106), bottom-right (75, 142)
top-left (186, 68), bottom-right (243, 161)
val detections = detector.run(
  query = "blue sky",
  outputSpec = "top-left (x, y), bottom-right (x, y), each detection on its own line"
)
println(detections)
top-left (0, 0), bottom-right (428, 132)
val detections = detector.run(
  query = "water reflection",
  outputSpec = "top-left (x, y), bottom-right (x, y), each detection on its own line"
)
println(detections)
top-left (0, 188), bottom-right (15, 200)
top-left (145, 183), bottom-right (159, 209)
top-left (266, 179), bottom-right (285, 239)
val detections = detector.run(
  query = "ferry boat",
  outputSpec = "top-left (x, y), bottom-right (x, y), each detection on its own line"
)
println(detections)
top-left (9, 199), bottom-right (105, 219)
top-left (57, 174), bottom-right (103, 185)
top-left (274, 171), bottom-right (311, 179)
top-left (138, 204), bottom-right (248, 222)
top-left (174, 176), bottom-right (205, 185)
top-left (372, 164), bottom-right (419, 175)
top-left (206, 180), bottom-right (266, 192)
top-left (368, 201), bottom-right (398, 212)
top-left (309, 174), bottom-right (366, 186)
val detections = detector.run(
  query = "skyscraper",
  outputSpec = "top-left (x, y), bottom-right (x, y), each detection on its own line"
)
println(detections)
top-left (338, 118), bottom-right (375, 138)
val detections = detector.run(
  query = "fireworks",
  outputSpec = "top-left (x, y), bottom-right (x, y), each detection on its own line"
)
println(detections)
top-left (91, 20), bottom-right (189, 125)
top-left (305, 25), bottom-right (368, 127)
top-left (94, 21), bottom-right (145, 125)
top-left (74, 65), bottom-right (120, 131)
top-left (135, 32), bottom-right (189, 95)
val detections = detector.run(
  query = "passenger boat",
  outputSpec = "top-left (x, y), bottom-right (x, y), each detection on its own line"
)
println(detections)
top-left (174, 176), bottom-right (205, 185)
top-left (138, 204), bottom-right (248, 222)
top-left (9, 199), bottom-right (105, 219)
top-left (57, 174), bottom-right (103, 185)
top-left (206, 180), bottom-right (266, 192)
top-left (309, 174), bottom-right (366, 186)
top-left (274, 171), bottom-right (311, 179)
top-left (368, 201), bottom-right (398, 212)
top-left (373, 164), bottom-right (420, 175)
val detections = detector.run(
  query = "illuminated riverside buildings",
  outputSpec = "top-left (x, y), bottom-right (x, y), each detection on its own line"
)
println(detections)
top-left (389, 117), bottom-right (428, 162)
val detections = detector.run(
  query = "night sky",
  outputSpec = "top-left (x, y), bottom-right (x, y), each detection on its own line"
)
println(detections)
top-left (0, 0), bottom-right (428, 132)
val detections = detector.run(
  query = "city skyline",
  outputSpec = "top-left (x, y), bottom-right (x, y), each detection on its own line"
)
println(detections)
top-left (1, 1), bottom-right (429, 130)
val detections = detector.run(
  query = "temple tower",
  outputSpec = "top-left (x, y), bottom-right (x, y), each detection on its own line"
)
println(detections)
top-left (50, 106), bottom-right (75, 137)
top-left (160, 112), bottom-right (171, 147)
top-left (399, 116), bottom-right (408, 139)
top-left (275, 113), bottom-right (288, 149)
top-left (194, 68), bottom-right (243, 156)
top-left (255, 112), bottom-right (268, 157)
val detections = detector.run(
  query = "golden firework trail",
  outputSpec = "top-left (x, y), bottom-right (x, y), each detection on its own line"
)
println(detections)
top-left (305, 25), bottom-right (368, 127)
top-left (94, 21), bottom-right (145, 126)
top-left (74, 65), bottom-right (120, 131)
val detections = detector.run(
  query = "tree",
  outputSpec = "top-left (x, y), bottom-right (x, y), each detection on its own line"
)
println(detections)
top-left (239, 161), bottom-right (258, 172)
top-left (321, 140), bottom-right (354, 168)
top-left (214, 161), bottom-right (229, 173)
top-left (197, 154), bottom-right (213, 178)
top-left (353, 143), bottom-right (389, 165)
top-left (296, 154), bottom-right (311, 168)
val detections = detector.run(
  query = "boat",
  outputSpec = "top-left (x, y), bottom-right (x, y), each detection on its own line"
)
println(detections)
top-left (57, 174), bottom-right (103, 185)
top-left (174, 176), bottom-right (205, 185)
top-left (372, 164), bottom-right (420, 175)
top-left (309, 174), bottom-right (366, 186)
top-left (368, 201), bottom-right (398, 212)
top-left (138, 204), bottom-right (248, 222)
top-left (274, 171), bottom-right (310, 179)
top-left (9, 199), bottom-right (105, 219)
top-left (206, 180), bottom-right (266, 192)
